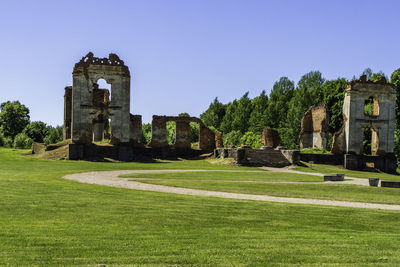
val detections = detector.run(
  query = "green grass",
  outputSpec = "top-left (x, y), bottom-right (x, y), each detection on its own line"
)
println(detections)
top-left (1, 147), bottom-right (400, 265)
top-left (136, 178), bottom-right (400, 205)
top-left (123, 170), bottom-right (322, 182)
top-left (294, 161), bottom-right (400, 180)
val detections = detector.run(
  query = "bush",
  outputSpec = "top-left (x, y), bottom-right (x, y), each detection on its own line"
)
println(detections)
top-left (0, 132), bottom-right (4, 146)
top-left (13, 133), bottom-right (33, 149)
top-left (142, 123), bottom-right (152, 145)
top-left (43, 126), bottom-right (63, 145)
top-left (240, 131), bottom-right (262, 149)
top-left (223, 130), bottom-right (242, 147)
top-left (4, 137), bottom-right (13, 148)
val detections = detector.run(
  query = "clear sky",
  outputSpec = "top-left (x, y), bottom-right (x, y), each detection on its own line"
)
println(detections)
top-left (1, 0), bottom-right (400, 125)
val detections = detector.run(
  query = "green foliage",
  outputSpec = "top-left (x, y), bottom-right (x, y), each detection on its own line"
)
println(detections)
top-left (43, 126), bottom-right (63, 145)
top-left (220, 100), bottom-right (238, 133)
top-left (178, 112), bottom-right (190, 117)
top-left (265, 77), bottom-right (294, 128)
top-left (322, 78), bottom-right (347, 133)
top-left (190, 122), bottom-right (199, 143)
top-left (0, 132), bottom-right (4, 146)
top-left (277, 127), bottom-right (297, 149)
top-left (3, 136), bottom-right (13, 148)
top-left (240, 131), bottom-right (262, 149)
top-left (23, 121), bottom-right (48, 143)
top-left (0, 101), bottom-right (30, 140)
top-left (248, 91), bottom-right (268, 133)
top-left (364, 102), bottom-right (374, 116)
top-left (390, 68), bottom-right (400, 126)
top-left (13, 133), bottom-right (33, 149)
top-left (200, 98), bottom-right (226, 131)
top-left (142, 123), bottom-right (152, 145)
top-left (369, 71), bottom-right (387, 82)
top-left (223, 130), bottom-right (242, 147)
top-left (166, 121), bottom-right (176, 145)
top-left (285, 71), bottom-right (325, 148)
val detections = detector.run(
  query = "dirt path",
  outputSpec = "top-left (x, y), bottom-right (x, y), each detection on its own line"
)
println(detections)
top-left (63, 169), bottom-right (400, 211)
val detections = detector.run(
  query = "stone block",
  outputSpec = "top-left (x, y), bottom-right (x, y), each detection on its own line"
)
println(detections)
top-left (381, 181), bottom-right (400, 188)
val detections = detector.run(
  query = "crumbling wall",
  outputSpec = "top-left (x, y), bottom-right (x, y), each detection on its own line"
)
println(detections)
top-left (148, 115), bottom-right (215, 150)
top-left (262, 127), bottom-right (280, 148)
top-left (149, 116), bottom-right (168, 147)
top-left (175, 121), bottom-right (191, 149)
top-left (331, 114), bottom-right (346, 154)
top-left (299, 104), bottom-right (329, 149)
top-left (63, 86), bottom-right (72, 140)
top-left (215, 132), bottom-right (223, 148)
top-left (130, 114), bottom-right (143, 147)
top-left (199, 124), bottom-right (215, 150)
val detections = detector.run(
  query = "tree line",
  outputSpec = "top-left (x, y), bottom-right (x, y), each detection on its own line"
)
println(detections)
top-left (0, 101), bottom-right (63, 149)
top-left (199, 68), bottom-right (400, 153)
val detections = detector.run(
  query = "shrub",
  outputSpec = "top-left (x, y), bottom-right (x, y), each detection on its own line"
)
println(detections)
top-left (223, 130), bottom-right (242, 147)
top-left (240, 131), bottom-right (262, 149)
top-left (0, 133), bottom-right (4, 146)
top-left (13, 133), bottom-right (33, 149)
top-left (4, 137), bottom-right (13, 148)
top-left (43, 126), bottom-right (63, 145)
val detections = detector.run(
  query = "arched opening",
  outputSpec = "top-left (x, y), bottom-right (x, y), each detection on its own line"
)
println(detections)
top-left (190, 122), bottom-right (200, 149)
top-left (364, 96), bottom-right (379, 117)
top-left (166, 121), bottom-right (176, 145)
top-left (91, 79), bottom-right (111, 143)
top-left (362, 127), bottom-right (372, 155)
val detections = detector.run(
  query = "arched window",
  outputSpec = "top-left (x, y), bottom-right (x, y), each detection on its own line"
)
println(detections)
top-left (364, 96), bottom-right (379, 116)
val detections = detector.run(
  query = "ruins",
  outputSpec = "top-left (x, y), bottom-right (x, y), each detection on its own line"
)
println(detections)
top-left (299, 104), bottom-right (329, 150)
top-left (64, 52), bottom-right (216, 161)
top-left (262, 127), bottom-right (281, 148)
top-left (332, 75), bottom-right (397, 173)
top-left (301, 76), bottom-right (397, 173)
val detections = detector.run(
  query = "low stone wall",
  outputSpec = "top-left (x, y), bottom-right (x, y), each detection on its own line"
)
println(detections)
top-left (214, 147), bottom-right (299, 167)
top-left (300, 153), bottom-right (344, 165)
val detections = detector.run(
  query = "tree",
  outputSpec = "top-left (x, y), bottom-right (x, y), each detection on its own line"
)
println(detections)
top-left (231, 92), bottom-right (253, 134)
top-left (23, 121), bottom-right (48, 143)
top-left (223, 130), bottom-right (242, 147)
top-left (248, 90), bottom-right (269, 133)
top-left (220, 100), bottom-right (238, 133)
top-left (285, 71), bottom-right (325, 148)
top-left (0, 101), bottom-right (30, 140)
top-left (166, 121), bottom-right (176, 145)
top-left (265, 77), bottom-right (295, 128)
top-left (369, 71), bottom-right (387, 82)
top-left (43, 126), bottom-right (63, 145)
top-left (391, 68), bottom-right (400, 126)
top-left (322, 78), bottom-right (348, 133)
top-left (200, 98), bottom-right (226, 131)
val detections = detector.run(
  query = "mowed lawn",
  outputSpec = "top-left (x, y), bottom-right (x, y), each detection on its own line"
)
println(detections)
top-left (1, 147), bottom-right (400, 265)
top-left (125, 170), bottom-right (400, 205)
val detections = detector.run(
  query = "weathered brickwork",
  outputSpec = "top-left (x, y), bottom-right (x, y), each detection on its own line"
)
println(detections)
top-left (149, 115), bottom-right (215, 150)
top-left (299, 104), bottom-right (329, 149)
top-left (262, 127), bottom-right (280, 148)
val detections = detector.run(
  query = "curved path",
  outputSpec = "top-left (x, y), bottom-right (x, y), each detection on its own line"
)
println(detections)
top-left (63, 169), bottom-right (400, 211)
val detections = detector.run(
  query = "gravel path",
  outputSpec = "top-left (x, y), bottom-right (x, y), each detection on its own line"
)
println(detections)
top-left (63, 169), bottom-right (400, 211)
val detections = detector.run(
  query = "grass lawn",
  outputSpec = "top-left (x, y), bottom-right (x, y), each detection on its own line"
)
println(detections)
top-left (294, 161), bottom-right (400, 180)
top-left (122, 170), bottom-right (322, 182)
top-left (1, 147), bottom-right (400, 265)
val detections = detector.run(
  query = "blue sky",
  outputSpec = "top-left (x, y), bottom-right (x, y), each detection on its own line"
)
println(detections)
top-left (1, 0), bottom-right (400, 125)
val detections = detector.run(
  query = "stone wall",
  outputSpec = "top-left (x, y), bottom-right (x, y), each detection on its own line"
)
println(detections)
top-left (63, 86), bottom-right (72, 140)
top-left (149, 115), bottom-right (215, 150)
top-left (215, 132), bottom-right (223, 148)
top-left (261, 127), bottom-right (280, 147)
top-left (299, 104), bottom-right (329, 149)
top-left (130, 114), bottom-right (143, 147)
top-left (215, 147), bottom-right (299, 167)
